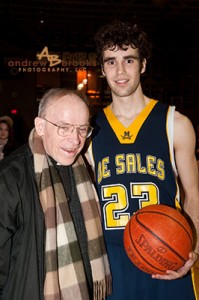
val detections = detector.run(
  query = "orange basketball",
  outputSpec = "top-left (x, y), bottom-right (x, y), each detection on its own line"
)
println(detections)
top-left (123, 204), bottom-right (193, 275)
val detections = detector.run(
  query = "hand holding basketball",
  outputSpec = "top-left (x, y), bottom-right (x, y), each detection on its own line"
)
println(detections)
top-left (152, 251), bottom-right (198, 280)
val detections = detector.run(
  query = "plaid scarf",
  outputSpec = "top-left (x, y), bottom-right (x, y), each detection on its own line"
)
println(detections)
top-left (29, 128), bottom-right (111, 300)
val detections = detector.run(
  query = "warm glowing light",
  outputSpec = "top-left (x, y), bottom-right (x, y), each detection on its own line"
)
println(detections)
top-left (82, 79), bottom-right (87, 84)
top-left (77, 83), bottom-right (84, 90)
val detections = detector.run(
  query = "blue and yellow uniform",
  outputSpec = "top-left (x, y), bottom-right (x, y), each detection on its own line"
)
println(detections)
top-left (89, 99), bottom-right (197, 300)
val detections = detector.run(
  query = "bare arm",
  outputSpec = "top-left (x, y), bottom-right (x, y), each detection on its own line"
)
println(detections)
top-left (152, 111), bottom-right (199, 280)
top-left (174, 111), bottom-right (199, 253)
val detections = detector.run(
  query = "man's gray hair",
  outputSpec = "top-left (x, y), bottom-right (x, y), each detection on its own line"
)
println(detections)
top-left (38, 88), bottom-right (89, 118)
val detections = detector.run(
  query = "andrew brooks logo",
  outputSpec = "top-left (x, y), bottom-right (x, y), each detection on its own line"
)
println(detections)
top-left (6, 46), bottom-right (97, 73)
top-left (37, 46), bottom-right (62, 67)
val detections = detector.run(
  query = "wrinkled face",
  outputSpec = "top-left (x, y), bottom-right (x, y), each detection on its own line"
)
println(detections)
top-left (102, 45), bottom-right (146, 98)
top-left (0, 122), bottom-right (9, 140)
top-left (35, 95), bottom-right (90, 166)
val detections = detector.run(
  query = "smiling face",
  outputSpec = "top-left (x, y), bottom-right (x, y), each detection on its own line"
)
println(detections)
top-left (35, 94), bottom-right (90, 166)
top-left (102, 45), bottom-right (146, 99)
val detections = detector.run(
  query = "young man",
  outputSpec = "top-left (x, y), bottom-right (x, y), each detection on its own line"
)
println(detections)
top-left (87, 20), bottom-right (199, 299)
top-left (0, 88), bottom-right (111, 300)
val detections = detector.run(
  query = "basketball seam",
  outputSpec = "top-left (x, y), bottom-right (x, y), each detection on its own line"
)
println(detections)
top-left (138, 210), bottom-right (193, 244)
top-left (135, 213), bottom-right (188, 262)
top-left (127, 217), bottom-right (168, 274)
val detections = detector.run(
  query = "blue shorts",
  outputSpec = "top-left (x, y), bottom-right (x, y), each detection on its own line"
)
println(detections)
top-left (106, 242), bottom-right (195, 300)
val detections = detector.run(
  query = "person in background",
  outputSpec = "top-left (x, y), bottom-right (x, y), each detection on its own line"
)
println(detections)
top-left (0, 88), bottom-right (111, 300)
top-left (86, 20), bottom-right (199, 300)
top-left (0, 115), bottom-right (17, 160)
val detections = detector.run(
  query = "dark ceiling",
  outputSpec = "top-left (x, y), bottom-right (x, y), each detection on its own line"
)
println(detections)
top-left (0, 0), bottom-right (199, 53)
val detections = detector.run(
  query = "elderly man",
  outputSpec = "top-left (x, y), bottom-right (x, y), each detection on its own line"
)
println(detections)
top-left (0, 88), bottom-right (111, 300)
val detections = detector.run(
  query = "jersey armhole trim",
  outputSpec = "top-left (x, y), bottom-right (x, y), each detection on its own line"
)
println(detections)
top-left (167, 105), bottom-right (178, 176)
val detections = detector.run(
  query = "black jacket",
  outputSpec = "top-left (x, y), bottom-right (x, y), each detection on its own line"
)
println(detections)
top-left (0, 144), bottom-right (45, 300)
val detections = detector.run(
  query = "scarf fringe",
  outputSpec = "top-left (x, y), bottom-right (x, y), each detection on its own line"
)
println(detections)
top-left (94, 275), bottom-right (112, 300)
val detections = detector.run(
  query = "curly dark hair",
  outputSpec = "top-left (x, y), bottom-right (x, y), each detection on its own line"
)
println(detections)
top-left (94, 20), bottom-right (152, 65)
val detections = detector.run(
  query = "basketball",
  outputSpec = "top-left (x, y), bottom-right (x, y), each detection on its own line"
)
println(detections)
top-left (123, 204), bottom-right (193, 275)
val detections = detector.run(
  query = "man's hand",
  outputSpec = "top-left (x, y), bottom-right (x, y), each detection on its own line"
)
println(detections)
top-left (151, 251), bottom-right (198, 280)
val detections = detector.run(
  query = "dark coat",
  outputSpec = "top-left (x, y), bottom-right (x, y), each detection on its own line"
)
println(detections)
top-left (0, 144), bottom-right (45, 300)
top-left (2, 140), bottom-right (19, 158)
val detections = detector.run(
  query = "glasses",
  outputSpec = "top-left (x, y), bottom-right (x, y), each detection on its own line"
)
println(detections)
top-left (44, 118), bottom-right (93, 138)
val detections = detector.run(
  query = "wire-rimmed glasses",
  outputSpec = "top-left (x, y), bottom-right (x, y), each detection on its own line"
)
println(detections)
top-left (43, 118), bottom-right (93, 138)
